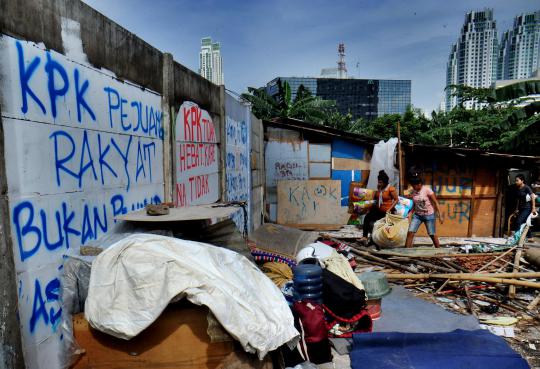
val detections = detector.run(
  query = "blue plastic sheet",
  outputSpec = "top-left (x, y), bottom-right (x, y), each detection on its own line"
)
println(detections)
top-left (350, 329), bottom-right (530, 369)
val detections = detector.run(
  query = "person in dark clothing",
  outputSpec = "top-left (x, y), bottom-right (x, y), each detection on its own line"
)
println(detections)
top-left (512, 174), bottom-right (537, 238)
top-left (360, 170), bottom-right (398, 243)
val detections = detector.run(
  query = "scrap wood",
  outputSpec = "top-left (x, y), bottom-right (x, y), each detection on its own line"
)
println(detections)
top-left (385, 272), bottom-right (540, 289)
top-left (510, 247), bottom-right (525, 299)
top-left (476, 246), bottom-right (518, 272)
top-left (435, 279), bottom-right (452, 294)
top-left (439, 259), bottom-right (470, 273)
top-left (351, 250), bottom-right (419, 274)
top-left (387, 271), bottom-right (540, 279)
top-left (472, 294), bottom-right (540, 324)
top-left (526, 293), bottom-right (540, 311)
top-left (390, 257), bottom-right (457, 273)
top-left (463, 284), bottom-right (477, 316)
top-left (439, 284), bottom-right (495, 296)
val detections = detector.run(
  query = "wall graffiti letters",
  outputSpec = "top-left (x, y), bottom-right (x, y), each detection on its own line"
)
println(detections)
top-left (175, 102), bottom-right (219, 206)
top-left (225, 115), bottom-right (250, 231)
top-left (0, 34), bottom-right (164, 368)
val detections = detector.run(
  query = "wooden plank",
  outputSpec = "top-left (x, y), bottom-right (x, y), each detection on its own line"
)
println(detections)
top-left (474, 166), bottom-right (497, 196)
top-left (282, 223), bottom-right (343, 231)
top-left (116, 204), bottom-right (239, 222)
top-left (467, 168), bottom-right (476, 237)
top-left (471, 199), bottom-right (497, 237)
top-left (331, 157), bottom-right (371, 171)
top-left (416, 199), bottom-right (471, 237)
top-left (277, 180), bottom-right (348, 225)
top-left (71, 303), bottom-right (235, 369)
top-left (494, 169), bottom-right (504, 237)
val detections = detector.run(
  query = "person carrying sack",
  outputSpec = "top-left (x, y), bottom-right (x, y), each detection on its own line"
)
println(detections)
top-left (360, 170), bottom-right (398, 244)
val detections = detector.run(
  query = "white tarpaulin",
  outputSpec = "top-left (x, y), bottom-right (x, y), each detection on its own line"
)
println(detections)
top-left (85, 234), bottom-right (299, 358)
top-left (367, 138), bottom-right (400, 190)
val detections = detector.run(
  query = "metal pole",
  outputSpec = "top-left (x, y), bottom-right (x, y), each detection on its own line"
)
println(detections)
top-left (397, 120), bottom-right (404, 195)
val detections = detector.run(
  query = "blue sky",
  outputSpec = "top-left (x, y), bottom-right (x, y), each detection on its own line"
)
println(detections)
top-left (82, 0), bottom-right (539, 113)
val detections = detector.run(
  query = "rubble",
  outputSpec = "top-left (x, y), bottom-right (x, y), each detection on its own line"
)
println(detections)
top-left (319, 232), bottom-right (540, 368)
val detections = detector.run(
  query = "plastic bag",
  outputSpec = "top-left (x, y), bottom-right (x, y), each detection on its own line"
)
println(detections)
top-left (351, 187), bottom-right (375, 202)
top-left (394, 197), bottom-right (413, 217)
top-left (352, 200), bottom-right (376, 214)
top-left (372, 213), bottom-right (409, 248)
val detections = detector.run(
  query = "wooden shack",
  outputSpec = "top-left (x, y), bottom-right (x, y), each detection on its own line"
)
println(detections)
top-left (404, 145), bottom-right (540, 237)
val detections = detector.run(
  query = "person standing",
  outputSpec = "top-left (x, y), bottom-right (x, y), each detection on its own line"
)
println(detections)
top-left (405, 177), bottom-right (443, 248)
top-left (512, 174), bottom-right (537, 238)
top-left (361, 170), bottom-right (398, 243)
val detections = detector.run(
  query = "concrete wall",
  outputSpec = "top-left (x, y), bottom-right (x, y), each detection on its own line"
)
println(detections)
top-left (250, 115), bottom-right (264, 231)
top-left (224, 93), bottom-right (251, 233)
top-left (0, 32), bottom-right (164, 369)
top-left (0, 1), bottom-right (238, 368)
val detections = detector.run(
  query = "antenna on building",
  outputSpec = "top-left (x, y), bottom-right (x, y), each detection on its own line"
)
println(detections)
top-left (337, 43), bottom-right (347, 79)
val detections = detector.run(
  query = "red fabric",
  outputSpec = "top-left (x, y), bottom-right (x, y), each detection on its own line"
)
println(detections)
top-left (323, 304), bottom-right (373, 338)
top-left (293, 301), bottom-right (328, 343)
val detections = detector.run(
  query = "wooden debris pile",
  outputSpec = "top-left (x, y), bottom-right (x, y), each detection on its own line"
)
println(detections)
top-left (320, 235), bottom-right (540, 366)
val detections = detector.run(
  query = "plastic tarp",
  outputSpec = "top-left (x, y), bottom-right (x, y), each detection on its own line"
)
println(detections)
top-left (85, 233), bottom-right (299, 358)
top-left (367, 138), bottom-right (400, 190)
top-left (350, 329), bottom-right (530, 369)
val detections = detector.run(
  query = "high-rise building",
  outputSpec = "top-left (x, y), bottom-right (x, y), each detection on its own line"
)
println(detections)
top-left (265, 77), bottom-right (411, 120)
top-left (199, 37), bottom-right (224, 85)
top-left (498, 11), bottom-right (540, 81)
top-left (446, 9), bottom-right (498, 110)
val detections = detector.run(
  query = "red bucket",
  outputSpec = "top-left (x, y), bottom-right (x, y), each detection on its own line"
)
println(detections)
top-left (366, 298), bottom-right (382, 320)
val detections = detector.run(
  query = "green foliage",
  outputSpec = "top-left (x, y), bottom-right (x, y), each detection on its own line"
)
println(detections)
top-left (351, 82), bottom-right (540, 155)
top-left (242, 80), bottom-right (337, 124)
top-left (243, 80), bottom-right (540, 155)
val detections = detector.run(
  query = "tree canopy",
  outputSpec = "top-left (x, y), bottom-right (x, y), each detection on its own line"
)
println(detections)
top-left (242, 80), bottom-right (540, 155)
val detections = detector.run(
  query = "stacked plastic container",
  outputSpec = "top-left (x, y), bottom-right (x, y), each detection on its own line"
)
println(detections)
top-left (292, 264), bottom-right (323, 303)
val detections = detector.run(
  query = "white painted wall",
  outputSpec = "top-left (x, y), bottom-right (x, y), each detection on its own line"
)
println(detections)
top-left (225, 93), bottom-right (251, 233)
top-left (0, 34), bottom-right (164, 369)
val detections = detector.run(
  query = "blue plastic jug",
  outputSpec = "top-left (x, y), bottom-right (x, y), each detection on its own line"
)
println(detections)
top-left (292, 264), bottom-right (323, 303)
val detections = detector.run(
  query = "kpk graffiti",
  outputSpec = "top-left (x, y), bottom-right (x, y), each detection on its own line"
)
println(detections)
top-left (175, 102), bottom-right (219, 206)
top-left (0, 33), bottom-right (164, 362)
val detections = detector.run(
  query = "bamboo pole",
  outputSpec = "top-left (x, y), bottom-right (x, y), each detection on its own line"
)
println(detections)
top-left (387, 272), bottom-right (540, 279)
top-left (476, 246), bottom-right (517, 272)
top-left (385, 272), bottom-right (540, 289)
top-left (527, 293), bottom-right (540, 311)
top-left (509, 247), bottom-right (524, 299)
top-left (351, 249), bottom-right (419, 274)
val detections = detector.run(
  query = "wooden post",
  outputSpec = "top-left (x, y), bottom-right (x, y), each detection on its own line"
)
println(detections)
top-left (467, 167), bottom-right (476, 237)
top-left (397, 121), bottom-right (404, 195)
